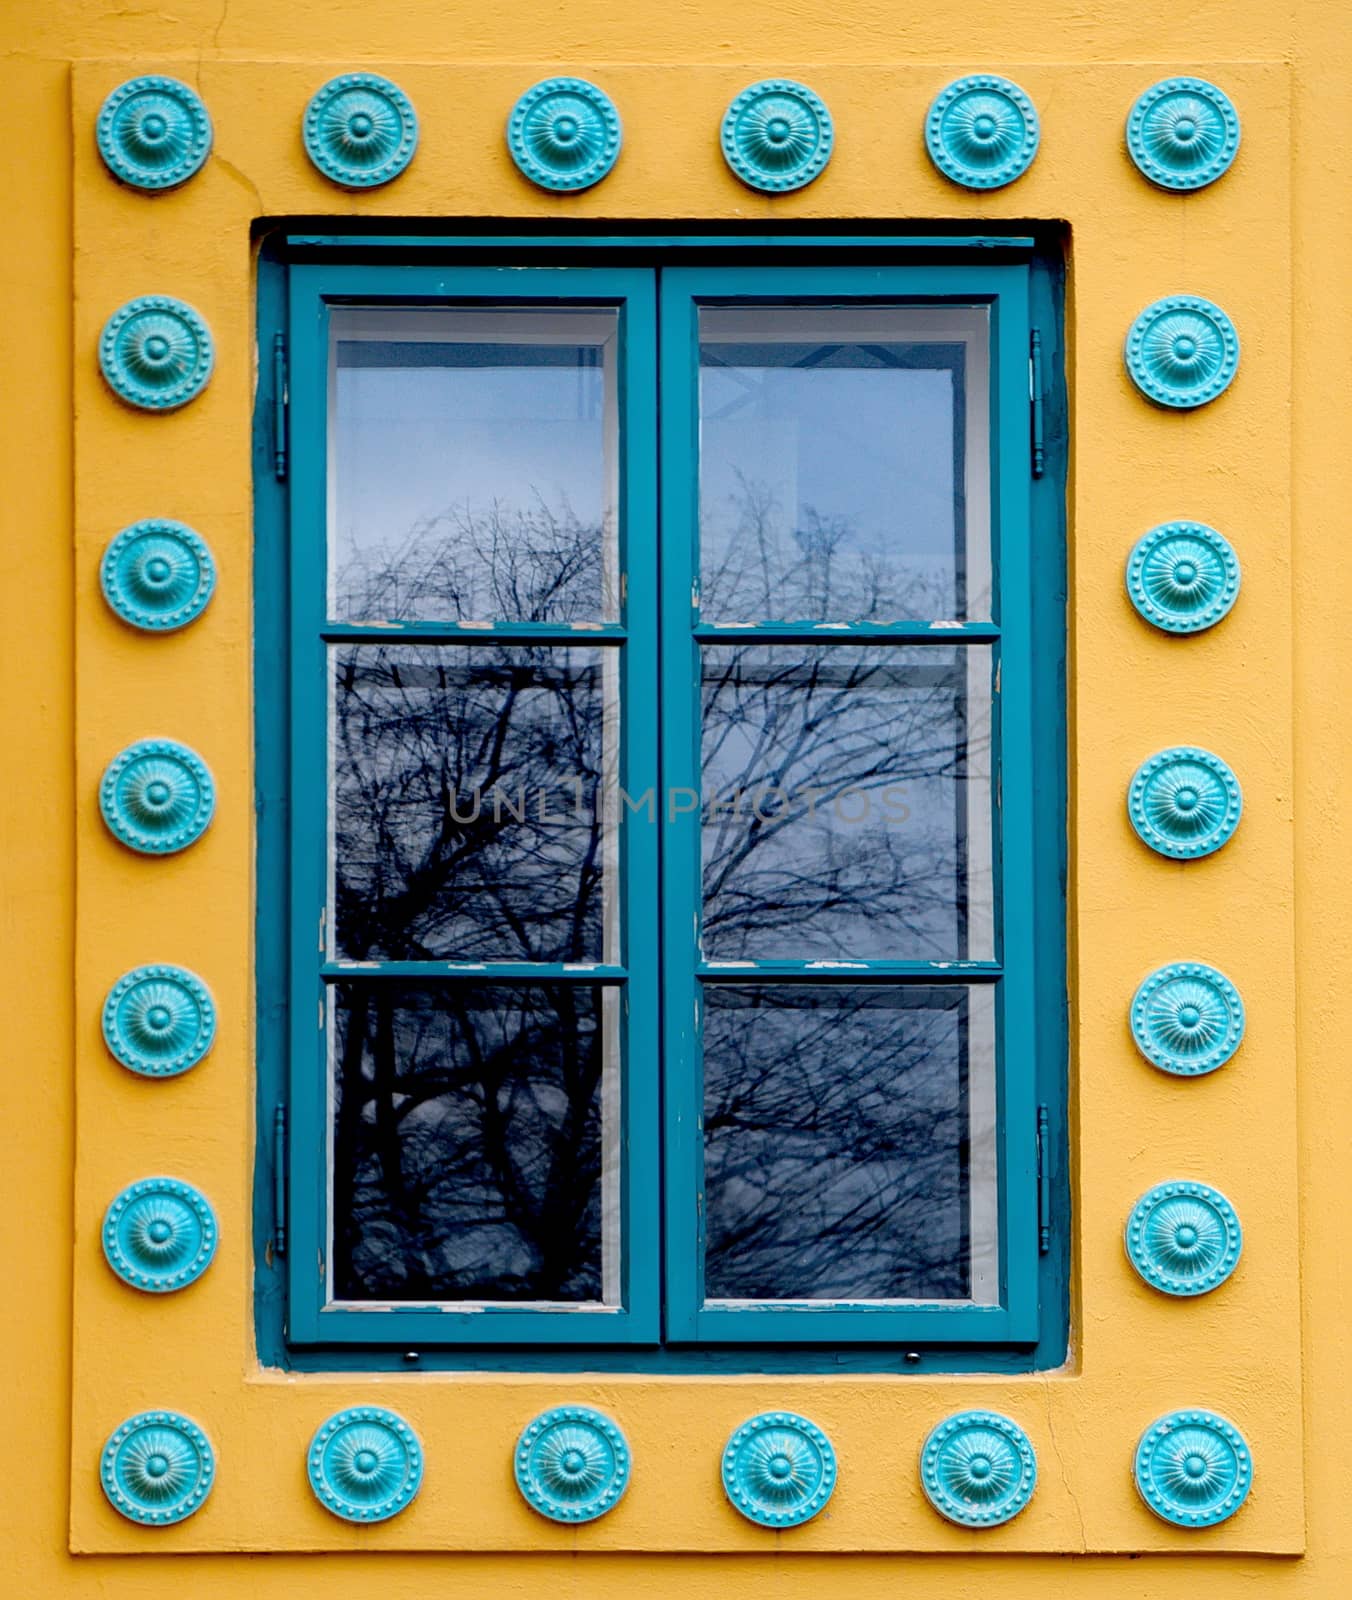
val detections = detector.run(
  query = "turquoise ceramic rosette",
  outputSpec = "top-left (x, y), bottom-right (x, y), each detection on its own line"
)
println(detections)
top-left (1125, 1181), bottom-right (1242, 1297)
top-left (1126, 522), bottom-right (1239, 635)
top-left (101, 1410), bottom-right (215, 1525)
top-left (721, 1411), bottom-right (837, 1527)
top-left (1127, 746), bottom-right (1242, 860)
top-left (1124, 296), bottom-right (1239, 409)
top-left (101, 518), bottom-right (216, 632)
top-left (1134, 1409), bottom-right (1253, 1527)
top-left (514, 1405), bottom-right (630, 1523)
top-left (307, 1406), bottom-right (424, 1522)
top-left (100, 738), bottom-right (215, 855)
top-left (102, 1176), bottom-right (218, 1293)
top-left (96, 76), bottom-right (212, 190)
top-left (925, 74), bottom-right (1039, 189)
top-left (507, 78), bottom-right (622, 192)
top-left (1131, 961), bottom-right (1244, 1076)
top-left (721, 80), bottom-right (833, 193)
top-left (102, 963), bottom-right (216, 1078)
top-left (1127, 77), bottom-right (1240, 191)
top-left (99, 295), bottom-right (214, 412)
top-left (303, 72), bottom-right (418, 188)
top-left (920, 1410), bottom-right (1037, 1527)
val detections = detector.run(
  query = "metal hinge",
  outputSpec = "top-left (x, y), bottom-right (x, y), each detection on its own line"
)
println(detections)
top-left (272, 332), bottom-right (288, 481)
top-left (1029, 328), bottom-right (1045, 479)
top-left (1036, 1102), bottom-right (1051, 1253)
top-left (273, 1102), bottom-right (288, 1258)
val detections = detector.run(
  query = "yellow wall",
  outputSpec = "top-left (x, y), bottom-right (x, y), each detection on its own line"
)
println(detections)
top-left (4, 0), bottom-right (1350, 1591)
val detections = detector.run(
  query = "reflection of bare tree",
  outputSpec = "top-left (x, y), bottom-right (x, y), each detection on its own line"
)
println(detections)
top-left (331, 490), bottom-right (989, 1306)
top-left (704, 987), bottom-right (970, 1301)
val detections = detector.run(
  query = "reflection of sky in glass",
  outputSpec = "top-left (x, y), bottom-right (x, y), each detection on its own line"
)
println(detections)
top-left (330, 316), bottom-right (615, 622)
top-left (699, 312), bottom-right (985, 622)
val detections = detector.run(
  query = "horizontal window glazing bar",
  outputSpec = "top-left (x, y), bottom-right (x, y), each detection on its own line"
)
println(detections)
top-left (696, 960), bottom-right (1000, 981)
top-left (322, 961), bottom-right (628, 982)
top-left (322, 622), bottom-right (627, 644)
top-left (692, 621), bottom-right (999, 643)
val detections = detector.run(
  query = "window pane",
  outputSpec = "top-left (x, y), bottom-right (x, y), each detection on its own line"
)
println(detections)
top-left (698, 306), bottom-right (990, 623)
top-left (331, 645), bottom-right (619, 962)
top-left (701, 645), bottom-right (994, 961)
top-left (329, 308), bottom-right (619, 623)
top-left (330, 983), bottom-right (621, 1304)
top-left (702, 984), bottom-right (997, 1303)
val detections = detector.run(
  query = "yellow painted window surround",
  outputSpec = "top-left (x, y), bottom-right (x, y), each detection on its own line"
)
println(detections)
top-left (72, 59), bottom-right (1300, 1554)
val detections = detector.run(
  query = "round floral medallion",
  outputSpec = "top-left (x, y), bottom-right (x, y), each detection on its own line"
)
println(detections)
top-left (102, 1176), bottom-right (217, 1293)
top-left (1130, 961), bottom-right (1245, 1076)
top-left (308, 1406), bottom-right (424, 1522)
top-left (96, 76), bottom-right (212, 191)
top-left (925, 74), bottom-right (1040, 190)
top-left (1126, 521), bottom-right (1240, 634)
top-left (100, 518), bottom-right (216, 632)
top-left (721, 80), bottom-right (833, 194)
top-left (1134, 1409), bottom-right (1253, 1527)
top-left (514, 1405), bottom-right (630, 1523)
top-left (101, 1410), bottom-right (215, 1524)
top-left (507, 78), bottom-right (622, 192)
top-left (99, 295), bottom-right (214, 412)
top-left (1125, 1181), bottom-right (1242, 1297)
top-left (1127, 746), bottom-right (1242, 860)
top-left (102, 963), bottom-right (216, 1078)
top-left (721, 1411), bottom-right (837, 1528)
top-left (302, 73), bottom-right (418, 189)
top-left (1124, 296), bottom-right (1240, 409)
top-left (920, 1410), bottom-right (1037, 1527)
top-left (100, 738), bottom-right (215, 855)
top-left (1126, 78), bottom-right (1240, 192)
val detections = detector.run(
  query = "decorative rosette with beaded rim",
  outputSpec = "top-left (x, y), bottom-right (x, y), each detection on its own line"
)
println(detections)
top-left (1134, 1409), bottom-right (1253, 1527)
top-left (101, 1410), bottom-right (215, 1526)
top-left (1127, 746), bottom-right (1242, 860)
top-left (721, 1411), bottom-right (837, 1528)
top-left (102, 1176), bottom-right (218, 1293)
top-left (302, 73), bottom-right (418, 189)
top-left (99, 295), bottom-right (214, 412)
top-left (513, 1405), bottom-right (630, 1523)
top-left (96, 76), bottom-right (212, 191)
top-left (1124, 296), bottom-right (1240, 409)
top-left (920, 1410), bottom-right (1037, 1527)
top-left (1125, 1180), bottom-right (1242, 1297)
top-left (308, 1407), bottom-right (424, 1522)
top-left (102, 963), bottom-right (216, 1078)
top-left (720, 80), bottom-right (833, 194)
top-left (101, 518), bottom-right (216, 632)
top-left (1126, 78), bottom-right (1241, 192)
top-left (100, 738), bottom-right (215, 855)
top-left (1126, 521), bottom-right (1240, 635)
top-left (925, 74), bottom-right (1040, 190)
top-left (507, 78), bottom-right (622, 193)
top-left (1130, 961), bottom-right (1245, 1076)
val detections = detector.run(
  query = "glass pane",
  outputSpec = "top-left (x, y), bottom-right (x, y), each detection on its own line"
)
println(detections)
top-left (331, 645), bottom-right (619, 962)
top-left (701, 645), bottom-right (994, 961)
top-left (698, 305), bottom-right (990, 622)
top-left (329, 307), bottom-right (619, 623)
top-left (330, 983), bottom-right (621, 1304)
top-left (702, 984), bottom-right (997, 1303)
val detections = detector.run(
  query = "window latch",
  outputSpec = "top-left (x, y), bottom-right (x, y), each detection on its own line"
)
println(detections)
top-left (1029, 328), bottom-right (1045, 479)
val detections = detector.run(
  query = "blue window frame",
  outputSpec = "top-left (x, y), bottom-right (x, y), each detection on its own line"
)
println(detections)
top-left (254, 233), bottom-right (1067, 1372)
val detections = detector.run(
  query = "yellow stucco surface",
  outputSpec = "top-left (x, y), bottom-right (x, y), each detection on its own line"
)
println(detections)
top-left (3, 0), bottom-right (1350, 1590)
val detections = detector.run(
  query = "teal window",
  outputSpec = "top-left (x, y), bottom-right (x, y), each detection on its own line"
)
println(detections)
top-left (255, 236), bottom-right (1067, 1371)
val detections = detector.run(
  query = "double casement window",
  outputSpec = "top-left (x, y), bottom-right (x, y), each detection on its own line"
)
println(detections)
top-left (257, 239), bottom-right (1066, 1367)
